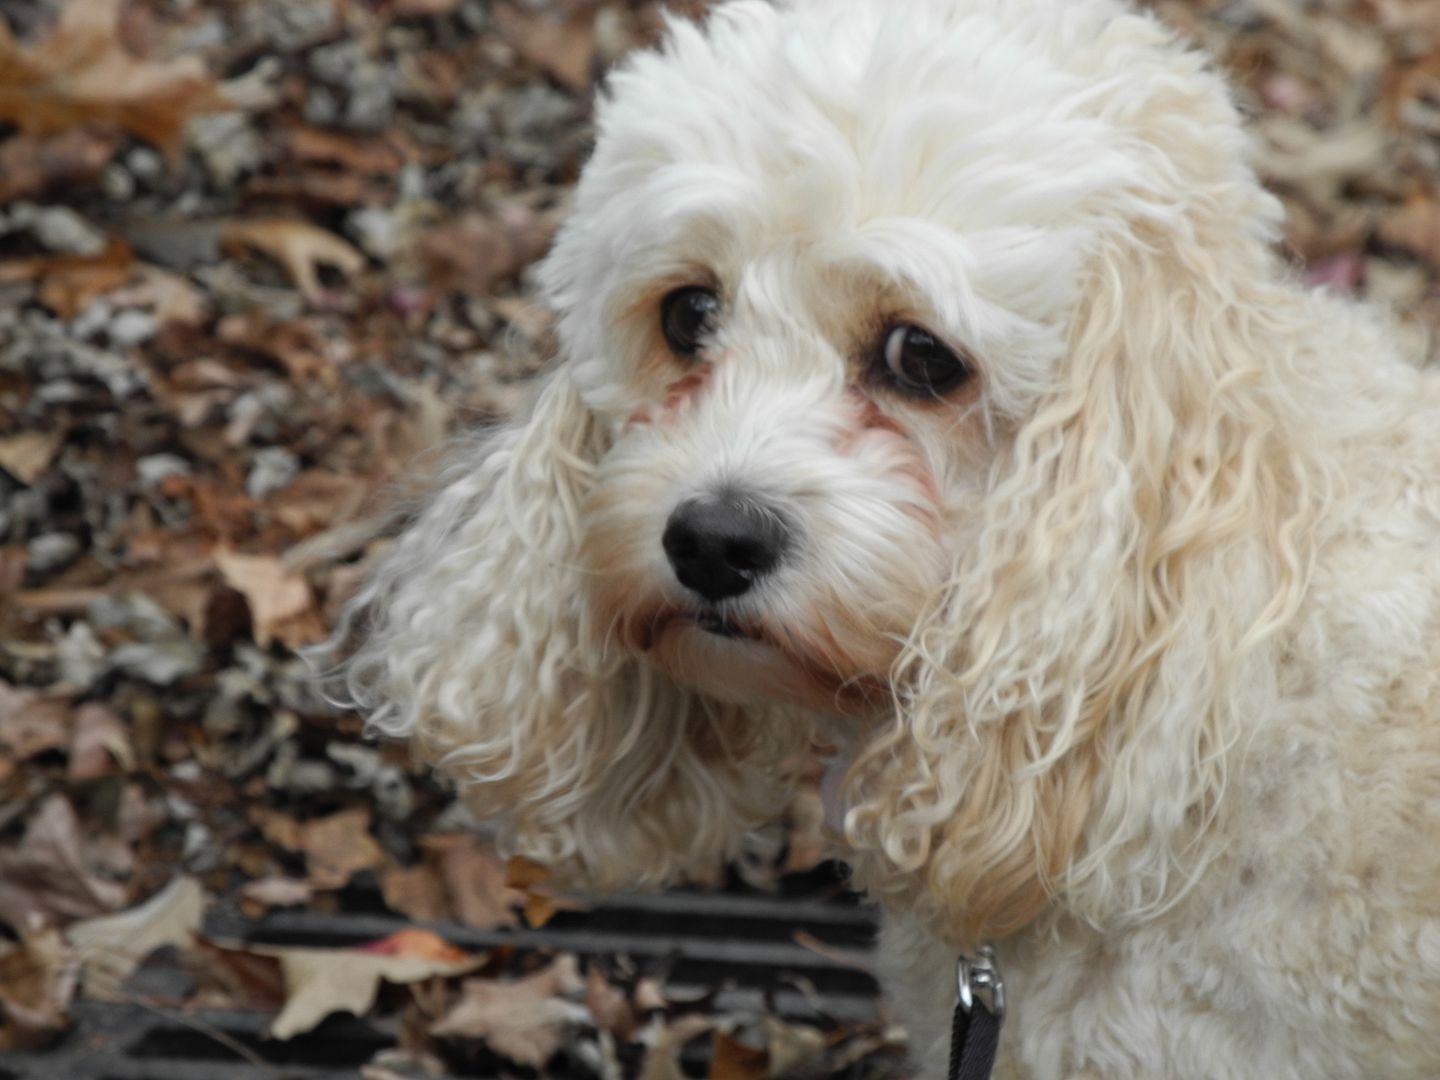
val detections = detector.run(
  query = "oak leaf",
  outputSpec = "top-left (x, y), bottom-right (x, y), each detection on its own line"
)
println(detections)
top-left (249, 930), bottom-right (484, 1040)
top-left (430, 955), bottom-right (586, 1067)
top-left (0, 0), bottom-right (227, 157)
top-left (220, 219), bottom-right (365, 302)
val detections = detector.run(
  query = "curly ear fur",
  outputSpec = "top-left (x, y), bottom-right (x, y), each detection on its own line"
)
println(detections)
top-left (331, 373), bottom-right (806, 890)
top-left (840, 22), bottom-right (1366, 946)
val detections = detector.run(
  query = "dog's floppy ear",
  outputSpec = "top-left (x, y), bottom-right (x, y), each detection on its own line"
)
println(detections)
top-left (329, 372), bottom-right (802, 890)
top-left (843, 83), bottom-right (1327, 945)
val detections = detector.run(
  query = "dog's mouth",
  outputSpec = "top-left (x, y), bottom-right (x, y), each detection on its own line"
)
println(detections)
top-left (634, 607), bottom-right (765, 650)
top-left (692, 610), bottom-right (749, 639)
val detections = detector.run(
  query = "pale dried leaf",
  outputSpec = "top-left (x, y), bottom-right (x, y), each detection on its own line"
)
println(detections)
top-left (0, 432), bottom-right (65, 487)
top-left (299, 807), bottom-right (386, 891)
top-left (66, 876), bottom-right (204, 996)
top-left (239, 877), bottom-right (314, 913)
top-left (67, 703), bottom-right (134, 781)
top-left (0, 684), bottom-right (70, 761)
top-left (252, 931), bottom-right (484, 1040)
top-left (215, 550), bottom-right (326, 650)
top-left (221, 219), bottom-right (365, 301)
top-left (491, 2), bottom-right (597, 93)
top-left (379, 861), bottom-right (448, 923)
top-left (0, 795), bottom-right (128, 928)
top-left (430, 955), bottom-right (585, 1067)
top-left (762, 1016), bottom-right (826, 1079)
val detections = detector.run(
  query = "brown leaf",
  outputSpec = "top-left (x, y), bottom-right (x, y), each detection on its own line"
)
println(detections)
top-left (239, 877), bottom-right (314, 916)
top-left (503, 855), bottom-right (552, 891)
top-left (762, 1016), bottom-right (827, 1078)
top-left (65, 876), bottom-right (204, 997)
top-left (0, 432), bottom-right (65, 487)
top-left (0, 683), bottom-right (71, 762)
top-left (426, 834), bottom-right (520, 929)
top-left (186, 938), bottom-right (285, 1011)
top-left (220, 219), bottom-right (366, 302)
top-left (709, 1030), bottom-right (769, 1080)
top-left (0, 128), bottom-right (121, 202)
top-left (298, 808), bottom-right (386, 892)
top-left (638, 1014), bottom-right (714, 1080)
top-left (430, 955), bottom-right (584, 1067)
top-left (419, 206), bottom-right (556, 296)
top-left (491, 2), bottom-right (597, 93)
top-left (584, 964), bottom-right (637, 1041)
top-left (0, 924), bottom-right (79, 1051)
top-left (288, 127), bottom-right (405, 175)
top-left (379, 861), bottom-right (449, 923)
top-left (250, 930), bottom-right (484, 1040)
top-left (0, 239), bottom-right (136, 320)
top-left (0, 795), bottom-right (128, 929)
top-left (0, 0), bottom-right (227, 157)
top-left (67, 703), bottom-right (133, 781)
top-left (1378, 196), bottom-right (1440, 272)
top-left (215, 550), bottom-right (326, 650)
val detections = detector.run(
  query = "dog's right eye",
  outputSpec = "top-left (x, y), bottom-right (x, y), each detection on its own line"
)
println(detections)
top-left (661, 287), bottom-right (720, 357)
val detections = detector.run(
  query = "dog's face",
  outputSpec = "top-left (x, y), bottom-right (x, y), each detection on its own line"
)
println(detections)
top-left (342, 0), bottom-right (1294, 934)
top-left (547, 0), bottom-right (1152, 714)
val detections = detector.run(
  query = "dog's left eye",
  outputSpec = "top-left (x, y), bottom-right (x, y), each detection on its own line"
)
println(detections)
top-left (880, 325), bottom-right (974, 398)
top-left (661, 287), bottom-right (720, 358)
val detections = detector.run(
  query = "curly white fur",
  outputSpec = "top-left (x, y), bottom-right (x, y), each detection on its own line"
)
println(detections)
top-left (332, 0), bottom-right (1440, 1075)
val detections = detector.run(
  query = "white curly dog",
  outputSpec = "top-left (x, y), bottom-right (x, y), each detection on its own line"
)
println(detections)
top-left (336, 0), bottom-right (1440, 1075)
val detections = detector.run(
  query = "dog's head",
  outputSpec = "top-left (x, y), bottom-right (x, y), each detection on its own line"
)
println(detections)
top-left (339, 0), bottom-right (1305, 943)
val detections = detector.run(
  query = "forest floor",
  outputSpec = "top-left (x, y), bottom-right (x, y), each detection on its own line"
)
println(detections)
top-left (0, 0), bottom-right (1437, 1076)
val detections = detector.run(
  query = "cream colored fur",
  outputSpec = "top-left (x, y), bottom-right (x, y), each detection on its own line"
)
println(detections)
top-left (332, 0), bottom-right (1440, 1075)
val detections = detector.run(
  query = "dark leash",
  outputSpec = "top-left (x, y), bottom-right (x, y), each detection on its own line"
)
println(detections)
top-left (948, 945), bottom-right (1005, 1080)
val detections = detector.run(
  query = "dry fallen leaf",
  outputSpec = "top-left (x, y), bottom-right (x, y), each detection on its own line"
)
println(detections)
top-left (67, 703), bottom-right (134, 781)
top-left (491, 2), bottom-right (597, 93)
top-left (0, 922), bottom-right (79, 1051)
top-left (298, 807), bottom-right (387, 892)
top-left (0, 432), bottom-right (65, 487)
top-left (1378, 196), bottom-right (1440, 272)
top-left (709, 1030), bottom-right (770, 1080)
top-left (0, 128), bottom-right (121, 202)
top-left (379, 861), bottom-right (448, 923)
top-left (638, 1013), bottom-right (715, 1080)
top-left (220, 219), bottom-right (366, 302)
top-left (65, 875), bottom-right (204, 996)
top-left (0, 683), bottom-right (71, 762)
top-left (430, 954), bottom-right (585, 1068)
top-left (503, 853), bottom-right (588, 929)
top-left (0, 0), bottom-right (227, 157)
top-left (0, 240), bottom-right (136, 320)
top-left (215, 550), bottom-right (327, 650)
top-left (418, 206), bottom-right (556, 296)
top-left (239, 877), bottom-right (314, 916)
top-left (425, 834), bottom-right (521, 929)
top-left (0, 795), bottom-right (128, 929)
top-left (762, 1016), bottom-right (828, 1078)
top-left (250, 930), bottom-right (485, 1040)
top-left (584, 963), bottom-right (638, 1041)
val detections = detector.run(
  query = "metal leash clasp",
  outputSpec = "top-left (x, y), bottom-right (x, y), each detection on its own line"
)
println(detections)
top-left (956, 943), bottom-right (1005, 1018)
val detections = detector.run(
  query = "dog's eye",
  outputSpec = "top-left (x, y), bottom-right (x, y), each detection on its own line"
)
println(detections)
top-left (880, 325), bottom-right (974, 398)
top-left (661, 287), bottom-right (720, 357)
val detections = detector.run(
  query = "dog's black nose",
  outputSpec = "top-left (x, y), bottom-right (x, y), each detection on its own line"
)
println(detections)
top-left (662, 494), bottom-right (788, 602)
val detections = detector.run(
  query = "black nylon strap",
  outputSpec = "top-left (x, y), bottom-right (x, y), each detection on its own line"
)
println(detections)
top-left (947, 998), bottom-right (1001, 1080)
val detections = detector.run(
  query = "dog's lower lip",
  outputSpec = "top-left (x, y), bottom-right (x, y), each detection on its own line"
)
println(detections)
top-left (696, 612), bottom-right (746, 638)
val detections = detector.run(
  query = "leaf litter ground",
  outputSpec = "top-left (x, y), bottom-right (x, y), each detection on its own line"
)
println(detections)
top-left (0, 0), bottom-right (1437, 1076)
